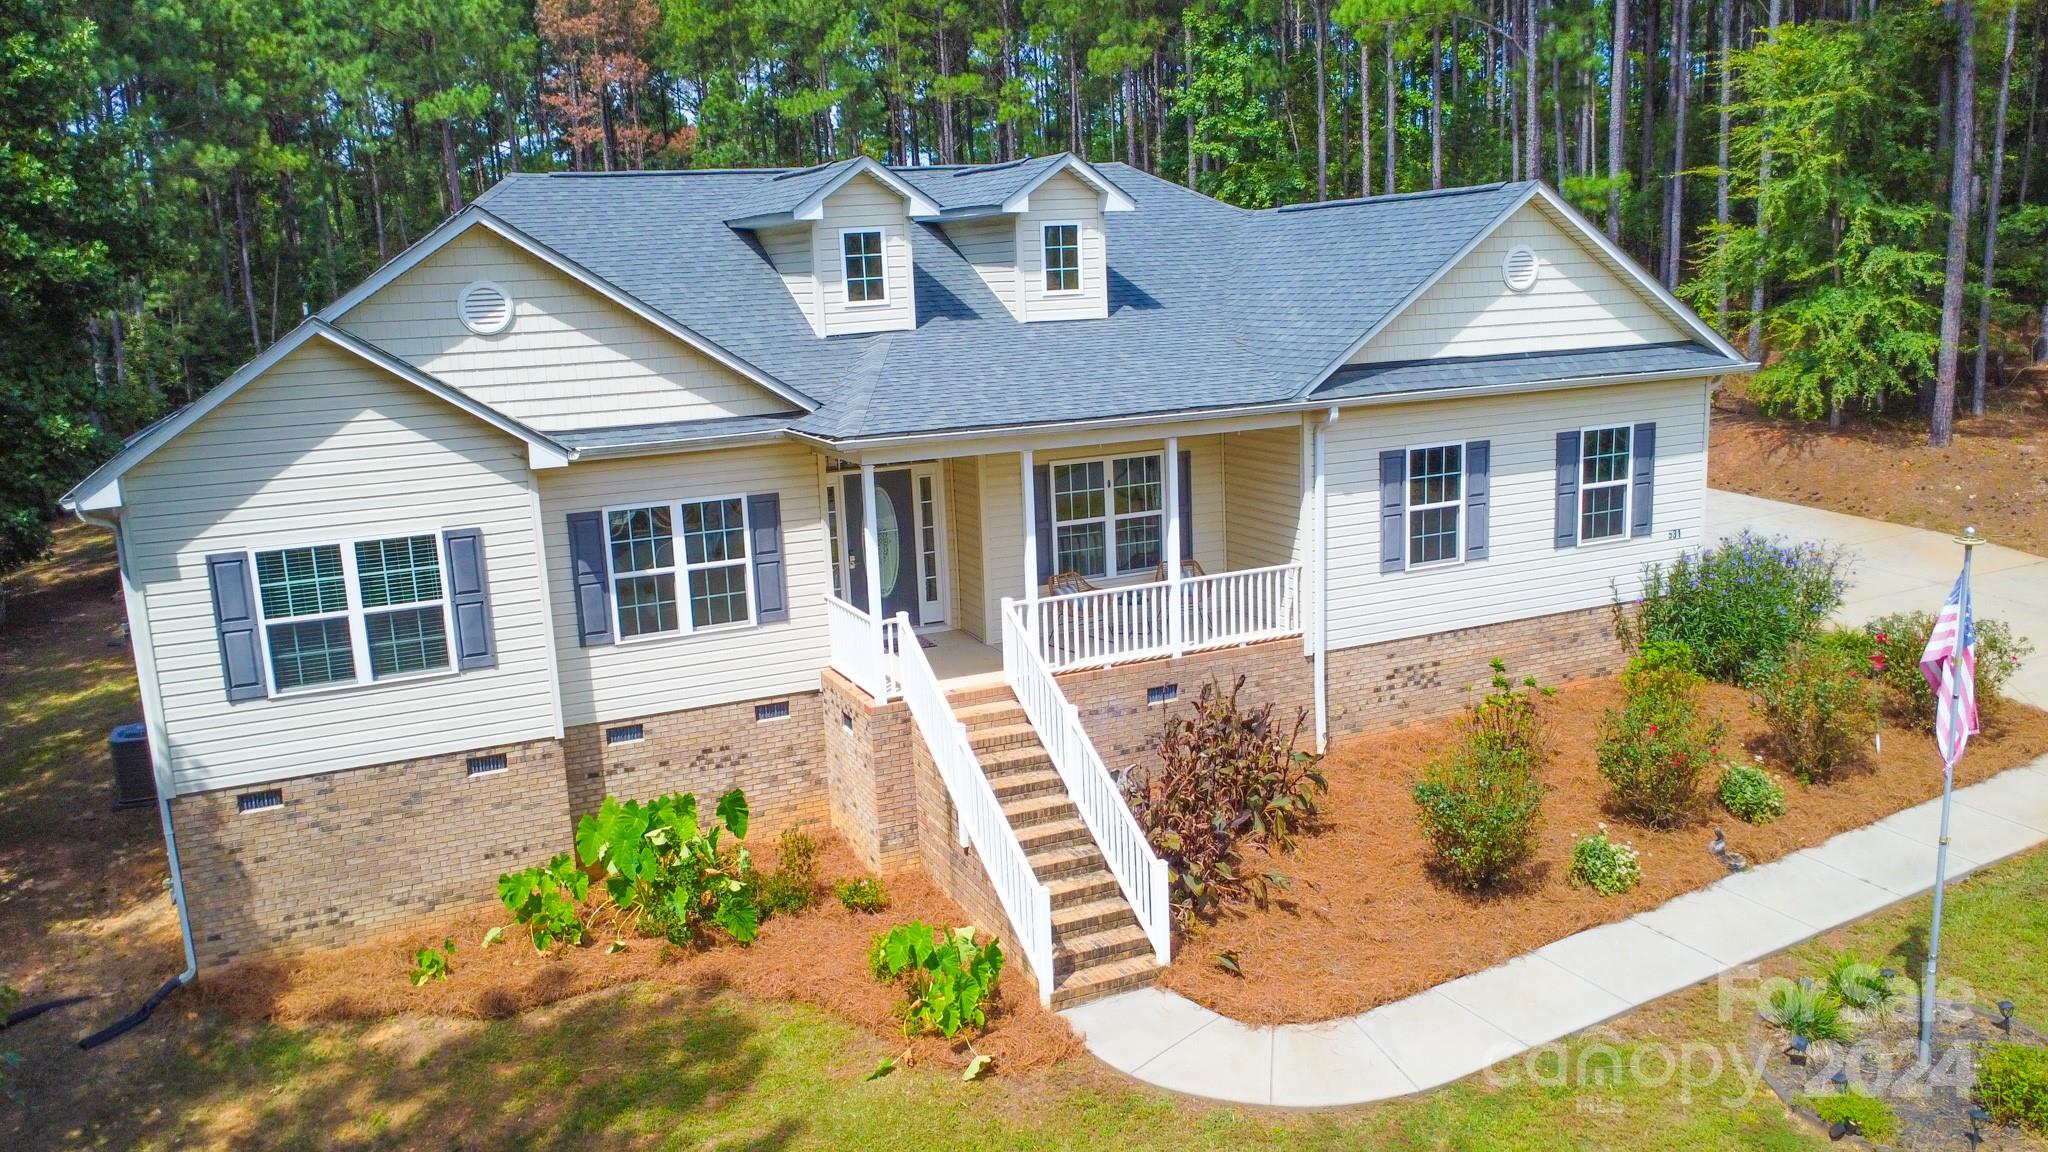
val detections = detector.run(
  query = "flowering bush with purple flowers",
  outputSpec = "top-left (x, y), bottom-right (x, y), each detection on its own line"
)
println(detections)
top-left (1633, 532), bottom-right (1850, 685)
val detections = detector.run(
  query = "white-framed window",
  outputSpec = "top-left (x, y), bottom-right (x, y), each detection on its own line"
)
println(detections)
top-left (1042, 222), bottom-right (1081, 293)
top-left (823, 484), bottom-right (843, 599)
top-left (1405, 443), bottom-right (1464, 566)
top-left (1051, 452), bottom-right (1164, 579)
top-left (1578, 425), bottom-right (1634, 543)
top-left (251, 532), bottom-right (454, 695)
top-left (604, 497), bottom-right (753, 640)
top-left (840, 229), bottom-right (887, 305)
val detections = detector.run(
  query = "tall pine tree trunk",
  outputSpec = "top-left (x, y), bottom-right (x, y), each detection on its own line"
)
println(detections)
top-left (1525, 0), bottom-right (1541, 181)
top-left (1932, 0), bottom-right (1979, 447)
top-left (1665, 0), bottom-right (1690, 287)
top-left (1386, 30), bottom-right (1397, 193)
top-left (1430, 25), bottom-right (1444, 188)
top-left (1608, 0), bottom-right (1629, 238)
top-left (440, 119), bottom-right (464, 211)
top-left (233, 177), bottom-right (261, 351)
top-left (1716, 0), bottom-right (1731, 324)
top-left (1361, 30), bottom-right (1373, 195)
top-left (1749, 0), bottom-right (1782, 361)
top-left (1316, 0), bottom-right (1329, 199)
top-left (1973, 1), bottom-right (2018, 415)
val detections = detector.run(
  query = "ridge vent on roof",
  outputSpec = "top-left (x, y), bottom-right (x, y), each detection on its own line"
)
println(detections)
top-left (772, 160), bottom-right (845, 181)
top-left (1273, 181), bottom-right (1516, 212)
top-left (542, 168), bottom-right (774, 178)
top-left (900, 156), bottom-right (1037, 177)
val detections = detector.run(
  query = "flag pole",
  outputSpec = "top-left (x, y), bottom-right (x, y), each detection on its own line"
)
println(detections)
top-left (1919, 525), bottom-right (1982, 1065)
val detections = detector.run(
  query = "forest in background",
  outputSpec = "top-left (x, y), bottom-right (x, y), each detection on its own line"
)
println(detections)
top-left (3, 0), bottom-right (2042, 580)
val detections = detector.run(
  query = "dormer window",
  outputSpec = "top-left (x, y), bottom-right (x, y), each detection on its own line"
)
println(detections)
top-left (841, 229), bottom-right (887, 305)
top-left (1043, 223), bottom-right (1081, 294)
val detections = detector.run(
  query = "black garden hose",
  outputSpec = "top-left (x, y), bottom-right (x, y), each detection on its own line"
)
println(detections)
top-left (1, 994), bottom-right (93, 1030)
top-left (78, 976), bottom-right (183, 1050)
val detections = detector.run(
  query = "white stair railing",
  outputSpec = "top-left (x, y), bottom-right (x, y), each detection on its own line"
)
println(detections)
top-left (824, 593), bottom-right (898, 701)
top-left (1001, 599), bottom-right (1173, 966)
top-left (1031, 563), bottom-right (1303, 672)
top-left (887, 613), bottom-right (1058, 1004)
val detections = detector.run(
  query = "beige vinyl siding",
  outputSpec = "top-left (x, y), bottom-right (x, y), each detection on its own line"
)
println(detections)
top-left (947, 217), bottom-right (1021, 320)
top-left (817, 174), bottom-right (917, 335)
top-left (1016, 171), bottom-right (1109, 322)
top-left (121, 338), bottom-right (561, 796)
top-left (1323, 377), bottom-right (1712, 652)
top-left (539, 444), bottom-right (830, 726)
top-left (946, 457), bottom-right (987, 641)
top-left (1222, 425), bottom-right (1304, 569)
top-left (759, 223), bottom-right (822, 335)
top-left (335, 228), bottom-right (785, 431)
top-left (1351, 201), bottom-right (1688, 365)
top-left (978, 437), bottom-right (1226, 631)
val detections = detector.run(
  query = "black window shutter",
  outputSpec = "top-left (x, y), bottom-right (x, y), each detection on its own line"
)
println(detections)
top-left (1176, 449), bottom-right (1194, 562)
top-left (1554, 431), bottom-right (1581, 549)
top-left (1465, 440), bottom-right (1491, 561)
top-left (1378, 449), bottom-right (1406, 573)
top-left (747, 492), bottom-right (788, 622)
top-left (1032, 464), bottom-right (1054, 585)
top-left (441, 528), bottom-right (497, 670)
top-left (206, 552), bottom-right (266, 700)
top-left (1631, 422), bottom-right (1657, 538)
top-left (566, 511), bottom-right (614, 647)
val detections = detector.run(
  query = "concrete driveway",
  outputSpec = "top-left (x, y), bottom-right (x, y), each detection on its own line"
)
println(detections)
top-left (1705, 489), bottom-right (2048, 709)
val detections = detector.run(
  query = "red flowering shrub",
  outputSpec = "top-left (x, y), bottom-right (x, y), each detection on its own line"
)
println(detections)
top-left (1597, 642), bottom-right (1726, 828)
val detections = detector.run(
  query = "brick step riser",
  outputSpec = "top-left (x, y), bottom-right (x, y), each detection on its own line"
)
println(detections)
top-left (1052, 966), bottom-right (1161, 1010)
top-left (1054, 905), bottom-right (1142, 937)
top-left (1049, 879), bottom-right (1122, 910)
top-left (968, 731), bottom-right (1039, 754)
top-left (1018, 825), bottom-right (1091, 853)
top-left (1029, 851), bottom-right (1109, 882)
top-left (991, 776), bottom-right (1063, 802)
top-left (1004, 801), bottom-right (1080, 830)
top-left (945, 686), bottom-right (1017, 709)
top-left (1055, 938), bottom-right (1154, 976)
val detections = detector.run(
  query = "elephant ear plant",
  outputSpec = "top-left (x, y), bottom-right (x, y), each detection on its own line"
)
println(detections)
top-left (1122, 676), bottom-right (1328, 927)
top-left (573, 788), bottom-right (763, 947)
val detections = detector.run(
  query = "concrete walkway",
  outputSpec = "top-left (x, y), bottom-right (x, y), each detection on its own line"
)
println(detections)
top-left (1061, 492), bottom-right (2048, 1108)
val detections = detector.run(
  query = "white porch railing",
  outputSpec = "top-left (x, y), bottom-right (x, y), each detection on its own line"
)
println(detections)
top-left (888, 612), bottom-right (1058, 1004)
top-left (824, 593), bottom-right (899, 701)
top-left (1002, 598), bottom-right (1173, 967)
top-left (1029, 562), bottom-right (1303, 673)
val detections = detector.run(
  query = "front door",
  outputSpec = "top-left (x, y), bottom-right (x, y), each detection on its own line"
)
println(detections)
top-left (843, 469), bottom-right (920, 622)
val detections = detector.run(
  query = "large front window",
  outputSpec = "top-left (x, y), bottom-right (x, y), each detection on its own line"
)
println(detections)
top-left (1406, 443), bottom-right (1463, 566)
top-left (1052, 453), bottom-right (1164, 579)
top-left (842, 229), bottom-right (886, 304)
top-left (1579, 425), bottom-right (1633, 543)
top-left (252, 533), bottom-right (452, 693)
top-left (607, 497), bottom-right (752, 639)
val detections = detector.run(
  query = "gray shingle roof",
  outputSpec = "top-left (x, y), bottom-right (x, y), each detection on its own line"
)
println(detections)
top-left (1315, 342), bottom-right (1741, 401)
top-left (471, 164), bottom-right (1745, 446)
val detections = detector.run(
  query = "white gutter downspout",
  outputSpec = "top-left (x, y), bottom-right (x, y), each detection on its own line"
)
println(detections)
top-left (76, 508), bottom-right (199, 1003)
top-left (1312, 406), bottom-right (1338, 754)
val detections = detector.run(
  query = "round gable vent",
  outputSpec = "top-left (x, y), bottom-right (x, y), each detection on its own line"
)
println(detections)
top-left (457, 281), bottom-right (514, 335)
top-left (1502, 245), bottom-right (1541, 293)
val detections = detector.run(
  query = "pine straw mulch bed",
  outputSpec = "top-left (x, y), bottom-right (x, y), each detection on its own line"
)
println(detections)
top-left (1160, 676), bottom-right (2048, 1026)
top-left (192, 834), bottom-right (1080, 1074)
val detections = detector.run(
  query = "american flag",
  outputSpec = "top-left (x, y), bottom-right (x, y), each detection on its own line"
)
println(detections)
top-left (1919, 565), bottom-right (1979, 770)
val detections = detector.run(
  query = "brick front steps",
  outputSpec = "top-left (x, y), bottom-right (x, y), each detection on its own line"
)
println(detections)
top-left (947, 682), bottom-right (1163, 1009)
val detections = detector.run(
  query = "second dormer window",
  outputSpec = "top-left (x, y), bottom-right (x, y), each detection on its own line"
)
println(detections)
top-left (1043, 223), bottom-right (1081, 293)
top-left (842, 229), bottom-right (886, 304)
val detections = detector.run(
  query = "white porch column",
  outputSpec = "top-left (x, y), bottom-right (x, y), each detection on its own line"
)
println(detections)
top-left (1164, 436), bottom-right (1183, 658)
top-left (1020, 447), bottom-right (1037, 606)
top-left (860, 463), bottom-right (884, 686)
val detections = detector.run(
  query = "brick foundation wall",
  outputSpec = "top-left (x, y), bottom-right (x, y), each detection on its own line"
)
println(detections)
top-left (561, 691), bottom-right (831, 845)
top-left (1056, 638), bottom-right (1316, 774)
top-left (1326, 604), bottom-right (1629, 736)
top-left (170, 737), bottom-right (569, 967)
top-left (820, 670), bottom-right (920, 871)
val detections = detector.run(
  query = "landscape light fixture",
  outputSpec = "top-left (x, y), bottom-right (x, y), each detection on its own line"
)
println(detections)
top-left (1969, 1105), bottom-right (1990, 1147)
top-left (1998, 999), bottom-right (2016, 1036)
top-left (1879, 967), bottom-right (1896, 981)
top-left (1785, 1035), bottom-right (1810, 1065)
top-left (1831, 1069), bottom-right (1850, 1094)
top-left (1827, 1116), bottom-right (1861, 1141)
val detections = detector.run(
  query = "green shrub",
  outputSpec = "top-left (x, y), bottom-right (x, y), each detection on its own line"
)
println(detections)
top-left (1568, 827), bottom-right (1642, 895)
top-left (497, 853), bottom-right (590, 952)
top-left (1126, 677), bottom-right (1327, 925)
top-left (1755, 641), bottom-right (1879, 784)
top-left (1466, 658), bottom-right (1554, 761)
top-left (760, 827), bottom-right (821, 916)
top-left (1717, 763), bottom-right (1788, 824)
top-left (1821, 953), bottom-right (1897, 1012)
top-left (868, 921), bottom-right (1005, 1037)
top-left (1978, 1043), bottom-right (2048, 1133)
top-left (409, 939), bottom-right (455, 986)
top-left (1803, 1090), bottom-right (1898, 1144)
top-left (1870, 610), bottom-right (2035, 731)
top-left (1763, 980), bottom-right (1851, 1042)
top-left (1414, 740), bottom-right (1546, 891)
top-left (835, 875), bottom-right (889, 913)
top-left (1635, 532), bottom-right (1849, 684)
top-left (1596, 647), bottom-right (1725, 828)
top-left (575, 789), bottom-right (761, 947)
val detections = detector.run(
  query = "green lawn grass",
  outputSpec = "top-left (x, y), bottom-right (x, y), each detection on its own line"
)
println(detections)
top-left (5, 525), bottom-right (2045, 1151)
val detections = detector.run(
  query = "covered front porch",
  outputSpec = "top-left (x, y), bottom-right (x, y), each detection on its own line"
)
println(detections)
top-left (819, 418), bottom-right (1312, 693)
